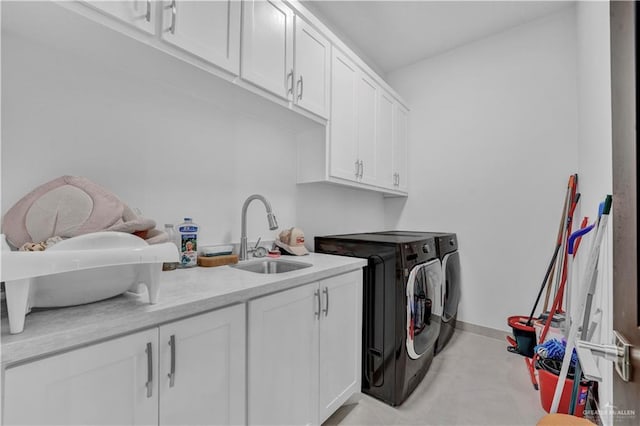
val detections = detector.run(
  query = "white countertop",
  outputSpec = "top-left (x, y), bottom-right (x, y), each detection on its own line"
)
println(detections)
top-left (1, 253), bottom-right (366, 366)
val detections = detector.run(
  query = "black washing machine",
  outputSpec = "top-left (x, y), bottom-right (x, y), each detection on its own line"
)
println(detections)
top-left (315, 232), bottom-right (442, 406)
top-left (375, 231), bottom-right (461, 354)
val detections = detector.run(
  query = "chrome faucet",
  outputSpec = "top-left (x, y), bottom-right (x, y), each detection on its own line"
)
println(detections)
top-left (240, 194), bottom-right (278, 261)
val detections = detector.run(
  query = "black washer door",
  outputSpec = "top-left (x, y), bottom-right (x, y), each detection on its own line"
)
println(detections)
top-left (442, 251), bottom-right (461, 323)
top-left (406, 259), bottom-right (442, 359)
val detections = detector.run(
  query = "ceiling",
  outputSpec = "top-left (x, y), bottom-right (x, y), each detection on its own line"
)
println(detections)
top-left (301, 1), bottom-right (574, 76)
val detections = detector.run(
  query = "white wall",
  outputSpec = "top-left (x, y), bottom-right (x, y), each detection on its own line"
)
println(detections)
top-left (386, 8), bottom-right (579, 332)
top-left (0, 29), bottom-right (385, 248)
top-left (575, 0), bottom-right (613, 418)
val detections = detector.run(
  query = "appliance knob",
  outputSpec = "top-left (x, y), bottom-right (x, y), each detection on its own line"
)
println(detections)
top-left (422, 244), bottom-right (431, 254)
top-left (449, 239), bottom-right (455, 246)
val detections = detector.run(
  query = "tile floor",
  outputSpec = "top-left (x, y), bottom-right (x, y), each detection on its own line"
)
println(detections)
top-left (324, 329), bottom-right (548, 426)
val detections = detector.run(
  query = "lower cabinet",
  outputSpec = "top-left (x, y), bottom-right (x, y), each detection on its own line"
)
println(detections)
top-left (158, 306), bottom-right (246, 425)
top-left (3, 328), bottom-right (160, 425)
top-left (248, 270), bottom-right (363, 425)
top-left (3, 304), bottom-right (246, 426)
top-left (2, 270), bottom-right (362, 426)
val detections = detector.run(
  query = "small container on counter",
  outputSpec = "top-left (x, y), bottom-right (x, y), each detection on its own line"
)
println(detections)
top-left (177, 217), bottom-right (199, 268)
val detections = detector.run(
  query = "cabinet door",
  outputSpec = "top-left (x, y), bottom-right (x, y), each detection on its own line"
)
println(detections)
top-left (161, 0), bottom-right (241, 74)
top-left (293, 17), bottom-right (330, 118)
top-left (3, 329), bottom-right (159, 425)
top-left (159, 304), bottom-right (246, 425)
top-left (377, 90), bottom-right (395, 189)
top-left (248, 283), bottom-right (319, 426)
top-left (241, 0), bottom-right (294, 99)
top-left (329, 50), bottom-right (359, 182)
top-left (318, 270), bottom-right (363, 424)
top-left (357, 72), bottom-right (378, 185)
top-left (85, 0), bottom-right (156, 34)
top-left (393, 104), bottom-right (409, 192)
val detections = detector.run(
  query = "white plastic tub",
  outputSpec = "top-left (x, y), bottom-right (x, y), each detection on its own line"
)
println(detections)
top-left (1, 232), bottom-right (178, 334)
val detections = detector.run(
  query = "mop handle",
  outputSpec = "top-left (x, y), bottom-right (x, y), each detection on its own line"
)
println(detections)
top-left (573, 217), bottom-right (590, 256)
top-left (568, 224), bottom-right (595, 255)
top-left (550, 195), bottom-right (611, 413)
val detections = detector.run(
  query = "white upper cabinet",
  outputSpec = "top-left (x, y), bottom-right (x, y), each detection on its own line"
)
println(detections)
top-left (84, 0), bottom-right (157, 34)
top-left (293, 16), bottom-right (330, 118)
top-left (329, 49), bottom-right (379, 186)
top-left (160, 0), bottom-right (241, 74)
top-left (356, 71), bottom-right (378, 185)
top-left (394, 103), bottom-right (409, 192)
top-left (241, 0), bottom-right (294, 99)
top-left (329, 49), bottom-right (359, 182)
top-left (376, 90), bottom-right (395, 189)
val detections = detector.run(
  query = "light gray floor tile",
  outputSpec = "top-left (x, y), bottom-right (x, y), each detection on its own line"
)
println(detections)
top-left (324, 330), bottom-right (548, 426)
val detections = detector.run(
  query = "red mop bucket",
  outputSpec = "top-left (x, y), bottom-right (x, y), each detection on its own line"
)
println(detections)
top-left (537, 358), bottom-right (589, 416)
top-left (507, 316), bottom-right (537, 358)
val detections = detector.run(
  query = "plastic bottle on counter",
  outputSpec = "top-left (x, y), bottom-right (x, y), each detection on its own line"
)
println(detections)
top-left (177, 217), bottom-right (199, 268)
top-left (162, 224), bottom-right (179, 271)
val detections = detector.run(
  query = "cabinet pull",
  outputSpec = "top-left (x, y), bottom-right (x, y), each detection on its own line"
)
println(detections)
top-left (297, 75), bottom-right (304, 100)
top-left (354, 160), bottom-right (360, 178)
top-left (168, 334), bottom-right (176, 387)
top-left (322, 287), bottom-right (329, 316)
top-left (397, 173), bottom-right (400, 186)
top-left (145, 0), bottom-right (151, 22)
top-left (145, 342), bottom-right (153, 398)
top-left (359, 160), bottom-right (364, 179)
top-left (286, 69), bottom-right (294, 97)
top-left (314, 289), bottom-right (321, 319)
top-left (167, 0), bottom-right (176, 34)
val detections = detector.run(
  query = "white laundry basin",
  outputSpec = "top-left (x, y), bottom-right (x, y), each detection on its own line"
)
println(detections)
top-left (1, 232), bottom-right (178, 334)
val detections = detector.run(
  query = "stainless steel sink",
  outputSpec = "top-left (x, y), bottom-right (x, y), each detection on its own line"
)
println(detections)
top-left (231, 259), bottom-right (312, 274)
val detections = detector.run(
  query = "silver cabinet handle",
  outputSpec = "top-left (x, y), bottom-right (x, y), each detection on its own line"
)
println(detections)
top-left (354, 160), bottom-right (360, 178)
top-left (397, 173), bottom-right (400, 186)
top-left (168, 334), bottom-right (176, 387)
top-left (145, 342), bottom-right (153, 398)
top-left (297, 75), bottom-right (304, 100)
top-left (286, 69), bottom-right (294, 96)
top-left (314, 289), bottom-right (321, 319)
top-left (167, 0), bottom-right (176, 34)
top-left (359, 160), bottom-right (364, 179)
top-left (145, 0), bottom-right (151, 22)
top-left (393, 173), bottom-right (397, 185)
top-left (322, 287), bottom-right (329, 317)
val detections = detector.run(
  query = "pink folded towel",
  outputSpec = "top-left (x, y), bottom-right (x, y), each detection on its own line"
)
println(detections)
top-left (2, 175), bottom-right (165, 249)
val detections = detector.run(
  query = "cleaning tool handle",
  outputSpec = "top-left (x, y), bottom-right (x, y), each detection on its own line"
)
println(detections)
top-left (568, 225), bottom-right (595, 255)
top-left (602, 194), bottom-right (612, 215)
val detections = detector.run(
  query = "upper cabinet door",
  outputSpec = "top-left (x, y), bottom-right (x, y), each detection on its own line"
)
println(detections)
top-left (85, 0), bottom-right (156, 34)
top-left (377, 90), bottom-right (395, 189)
top-left (241, 0), bottom-right (294, 99)
top-left (394, 104), bottom-right (409, 192)
top-left (329, 50), bottom-right (359, 182)
top-left (293, 17), bottom-right (330, 118)
top-left (161, 0), bottom-right (241, 74)
top-left (357, 72), bottom-right (378, 185)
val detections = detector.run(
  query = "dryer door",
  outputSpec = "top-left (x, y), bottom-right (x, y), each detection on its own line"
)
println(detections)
top-left (406, 259), bottom-right (442, 360)
top-left (441, 251), bottom-right (461, 323)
